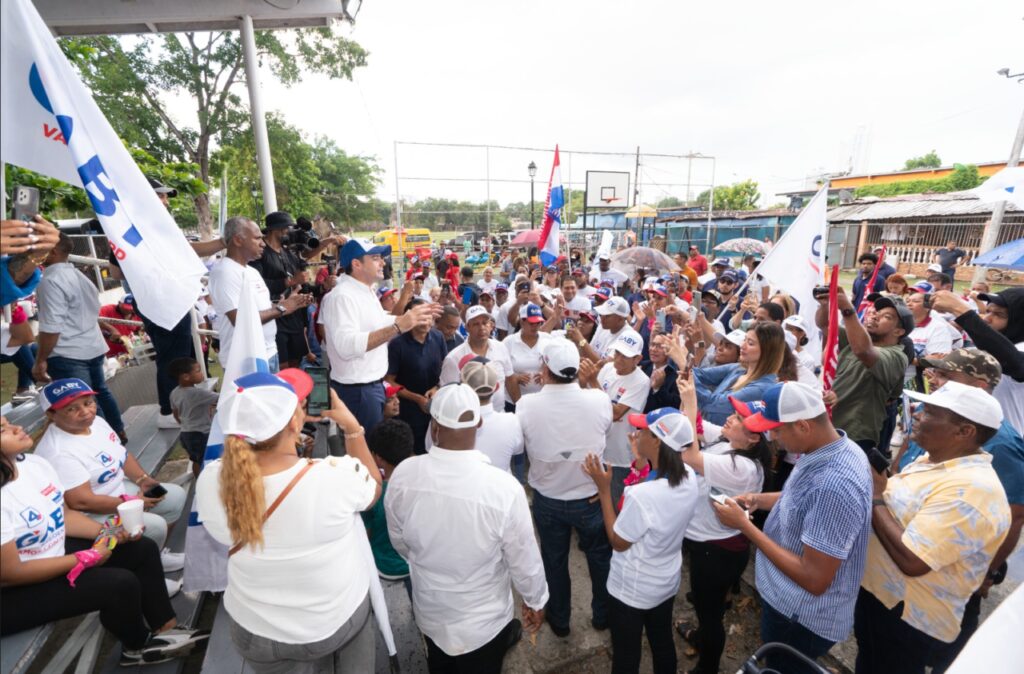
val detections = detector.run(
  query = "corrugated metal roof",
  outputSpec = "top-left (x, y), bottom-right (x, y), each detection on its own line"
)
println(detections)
top-left (658, 208), bottom-right (795, 223)
top-left (827, 191), bottom-right (1022, 222)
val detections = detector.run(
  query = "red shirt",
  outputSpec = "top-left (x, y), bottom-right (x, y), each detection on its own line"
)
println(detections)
top-left (689, 254), bottom-right (708, 276)
top-left (98, 304), bottom-right (140, 356)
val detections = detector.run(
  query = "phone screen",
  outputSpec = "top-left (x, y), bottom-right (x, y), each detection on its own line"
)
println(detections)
top-left (306, 366), bottom-right (330, 416)
top-left (708, 487), bottom-right (728, 505)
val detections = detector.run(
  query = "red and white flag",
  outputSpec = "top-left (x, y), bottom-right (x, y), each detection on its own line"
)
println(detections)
top-left (822, 265), bottom-right (841, 416)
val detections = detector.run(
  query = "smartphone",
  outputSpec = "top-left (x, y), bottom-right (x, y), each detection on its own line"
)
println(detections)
top-left (563, 318), bottom-right (576, 331)
top-left (143, 484), bottom-right (168, 499)
top-left (441, 283), bottom-right (451, 297)
top-left (12, 185), bottom-right (40, 222)
top-left (692, 290), bottom-right (702, 308)
top-left (516, 282), bottom-right (531, 294)
top-left (655, 309), bottom-right (667, 332)
top-left (708, 487), bottom-right (728, 505)
top-left (305, 366), bottom-right (330, 417)
top-left (812, 285), bottom-right (830, 300)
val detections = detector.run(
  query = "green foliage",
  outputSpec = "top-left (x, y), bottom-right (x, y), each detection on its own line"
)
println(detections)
top-left (696, 179), bottom-right (761, 211)
top-left (4, 165), bottom-right (90, 217)
top-left (902, 151), bottom-right (942, 170)
top-left (656, 196), bottom-right (684, 208)
top-left (854, 164), bottom-right (984, 198)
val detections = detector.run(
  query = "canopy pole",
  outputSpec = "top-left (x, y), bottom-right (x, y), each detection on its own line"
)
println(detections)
top-left (239, 15), bottom-right (277, 215)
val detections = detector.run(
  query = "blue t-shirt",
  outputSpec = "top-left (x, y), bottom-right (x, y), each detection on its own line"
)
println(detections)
top-left (899, 419), bottom-right (1024, 506)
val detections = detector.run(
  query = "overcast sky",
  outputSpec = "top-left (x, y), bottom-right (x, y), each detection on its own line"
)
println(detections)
top-left (240, 0), bottom-right (1023, 209)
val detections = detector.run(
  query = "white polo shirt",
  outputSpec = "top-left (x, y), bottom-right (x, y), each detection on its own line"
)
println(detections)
top-left (685, 437), bottom-right (766, 543)
top-left (439, 340), bottom-right (514, 411)
top-left (591, 324), bottom-right (628, 360)
top-left (319, 274), bottom-right (397, 384)
top-left (517, 383), bottom-right (613, 500)
top-left (209, 257), bottom-right (277, 366)
top-left (562, 295), bottom-right (592, 319)
top-left (475, 405), bottom-right (524, 472)
top-left (385, 448), bottom-right (549, 655)
top-left (597, 363), bottom-right (650, 467)
top-left (477, 278), bottom-right (499, 295)
top-left (504, 331), bottom-right (553, 397)
top-left (610, 470), bottom-right (700, 609)
top-left (494, 298), bottom-right (519, 334)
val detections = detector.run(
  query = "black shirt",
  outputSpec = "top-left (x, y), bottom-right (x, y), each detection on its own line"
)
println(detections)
top-left (388, 328), bottom-right (449, 396)
top-left (250, 244), bottom-right (306, 334)
top-left (934, 247), bottom-right (966, 272)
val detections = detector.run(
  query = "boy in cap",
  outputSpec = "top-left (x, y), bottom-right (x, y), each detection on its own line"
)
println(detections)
top-left (586, 330), bottom-right (650, 508)
top-left (460, 360), bottom-right (524, 472)
top-left (856, 382), bottom-right (1010, 674)
top-left (386, 384), bottom-right (548, 670)
top-left (713, 381), bottom-right (873, 672)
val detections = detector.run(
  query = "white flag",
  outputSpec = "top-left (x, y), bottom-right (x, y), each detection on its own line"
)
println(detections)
top-left (970, 167), bottom-right (1024, 209)
top-left (0, 0), bottom-right (207, 330)
top-left (183, 280), bottom-right (269, 593)
top-left (755, 184), bottom-right (829, 357)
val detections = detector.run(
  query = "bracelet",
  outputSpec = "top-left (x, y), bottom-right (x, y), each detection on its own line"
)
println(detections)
top-left (393, 322), bottom-right (402, 335)
top-left (344, 426), bottom-right (365, 439)
top-left (872, 498), bottom-right (887, 507)
top-left (67, 549), bottom-right (104, 587)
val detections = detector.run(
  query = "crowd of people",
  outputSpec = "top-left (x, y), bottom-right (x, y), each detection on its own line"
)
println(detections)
top-left (1, 198), bottom-right (1023, 674)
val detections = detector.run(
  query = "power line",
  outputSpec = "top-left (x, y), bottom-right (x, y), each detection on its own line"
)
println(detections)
top-left (395, 140), bottom-right (713, 161)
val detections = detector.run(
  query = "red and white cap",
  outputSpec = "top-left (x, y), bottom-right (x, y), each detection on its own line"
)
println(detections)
top-left (628, 408), bottom-right (695, 452)
top-left (221, 371), bottom-right (310, 443)
top-left (742, 381), bottom-right (826, 433)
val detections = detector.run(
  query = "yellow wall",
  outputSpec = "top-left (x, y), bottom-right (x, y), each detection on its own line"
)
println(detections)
top-left (831, 162), bottom-right (1005, 189)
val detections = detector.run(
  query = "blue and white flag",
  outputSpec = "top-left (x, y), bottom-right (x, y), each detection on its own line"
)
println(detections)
top-left (0, 0), bottom-right (207, 330)
top-left (538, 146), bottom-right (564, 267)
top-left (970, 166), bottom-right (1024, 209)
top-left (183, 279), bottom-right (269, 592)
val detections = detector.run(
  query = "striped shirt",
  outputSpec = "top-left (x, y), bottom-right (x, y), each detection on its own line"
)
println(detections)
top-left (755, 432), bottom-right (872, 642)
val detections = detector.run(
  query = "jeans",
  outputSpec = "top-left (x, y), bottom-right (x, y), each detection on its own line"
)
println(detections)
top-left (684, 538), bottom-right (750, 674)
top-left (228, 594), bottom-right (374, 674)
top-left (47, 354), bottom-right (124, 434)
top-left (531, 490), bottom-right (611, 630)
top-left (331, 380), bottom-right (384, 434)
top-left (760, 600), bottom-right (835, 673)
top-left (0, 343), bottom-right (36, 390)
top-left (139, 312), bottom-right (194, 416)
top-left (854, 587), bottom-right (945, 674)
top-left (608, 595), bottom-right (676, 674)
top-left (0, 537), bottom-right (173, 650)
top-left (424, 618), bottom-right (517, 674)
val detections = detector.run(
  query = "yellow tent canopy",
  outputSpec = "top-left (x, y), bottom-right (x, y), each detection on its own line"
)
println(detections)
top-left (624, 203), bottom-right (658, 219)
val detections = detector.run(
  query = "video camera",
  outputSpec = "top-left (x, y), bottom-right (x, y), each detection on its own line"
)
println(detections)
top-left (282, 216), bottom-right (320, 255)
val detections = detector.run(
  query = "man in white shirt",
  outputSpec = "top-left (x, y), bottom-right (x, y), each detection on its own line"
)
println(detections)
top-left (561, 275), bottom-right (592, 321)
top-left (572, 296), bottom-right (630, 363)
top-left (477, 267), bottom-right (499, 296)
top-left (319, 238), bottom-right (438, 430)
top-left (575, 270), bottom-right (598, 300)
top-left (590, 330), bottom-right (650, 506)
top-left (461, 360), bottom-right (524, 472)
top-left (386, 383), bottom-right (547, 670)
top-left (516, 339), bottom-right (613, 637)
top-left (209, 217), bottom-right (310, 374)
top-left (590, 252), bottom-right (629, 289)
top-left (905, 286), bottom-right (953, 383)
top-left (440, 306), bottom-right (515, 411)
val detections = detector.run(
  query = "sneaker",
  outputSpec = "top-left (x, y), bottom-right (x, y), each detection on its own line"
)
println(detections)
top-left (161, 550), bottom-right (185, 573)
top-left (119, 628), bottom-right (210, 666)
top-left (165, 577), bottom-right (182, 598)
top-left (157, 413), bottom-right (180, 429)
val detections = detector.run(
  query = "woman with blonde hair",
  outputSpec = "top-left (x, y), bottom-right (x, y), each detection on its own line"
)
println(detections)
top-left (769, 292), bottom-right (797, 318)
top-left (196, 369), bottom-right (381, 673)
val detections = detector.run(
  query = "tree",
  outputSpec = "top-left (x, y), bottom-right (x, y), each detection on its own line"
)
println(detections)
top-left (902, 151), bottom-right (942, 170)
top-left (62, 27), bottom-right (368, 237)
top-left (312, 138), bottom-right (382, 229)
top-left (656, 196), bottom-right (684, 208)
top-left (855, 163), bottom-right (984, 198)
top-left (696, 180), bottom-right (761, 211)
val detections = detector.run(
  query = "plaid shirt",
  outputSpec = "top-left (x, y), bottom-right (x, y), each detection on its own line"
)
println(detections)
top-left (755, 432), bottom-right (873, 642)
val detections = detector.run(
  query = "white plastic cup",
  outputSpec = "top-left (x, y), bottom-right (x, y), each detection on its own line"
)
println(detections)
top-left (117, 499), bottom-right (145, 536)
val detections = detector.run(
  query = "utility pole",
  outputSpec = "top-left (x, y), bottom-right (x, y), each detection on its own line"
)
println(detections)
top-left (973, 73), bottom-right (1024, 285)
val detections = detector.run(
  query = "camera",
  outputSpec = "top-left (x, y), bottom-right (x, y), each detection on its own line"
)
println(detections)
top-left (281, 216), bottom-right (320, 254)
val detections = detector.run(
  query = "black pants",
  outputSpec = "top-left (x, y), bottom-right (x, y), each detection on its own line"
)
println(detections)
top-left (0, 537), bottom-right (174, 650)
top-left (684, 539), bottom-right (750, 674)
top-left (854, 587), bottom-right (946, 674)
top-left (929, 591), bottom-right (983, 673)
top-left (140, 311), bottom-right (194, 416)
top-left (608, 594), bottom-right (676, 674)
top-left (423, 619), bottom-right (516, 674)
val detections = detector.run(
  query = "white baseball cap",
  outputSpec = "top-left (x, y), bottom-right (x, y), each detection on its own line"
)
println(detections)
top-left (628, 408), bottom-right (695, 452)
top-left (596, 296), bottom-right (630, 318)
top-left (783, 315), bottom-right (809, 334)
top-left (465, 305), bottom-right (491, 324)
top-left (904, 381), bottom-right (1003, 431)
top-left (542, 338), bottom-right (580, 378)
top-left (597, 251), bottom-right (611, 261)
top-left (743, 381), bottom-right (827, 432)
top-left (221, 372), bottom-right (300, 443)
top-left (610, 329), bottom-right (644, 358)
top-left (926, 263), bottom-right (943, 273)
top-left (429, 383), bottom-right (481, 429)
top-left (715, 328), bottom-right (747, 348)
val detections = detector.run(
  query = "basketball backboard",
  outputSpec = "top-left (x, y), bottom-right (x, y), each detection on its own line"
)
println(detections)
top-left (585, 171), bottom-right (630, 209)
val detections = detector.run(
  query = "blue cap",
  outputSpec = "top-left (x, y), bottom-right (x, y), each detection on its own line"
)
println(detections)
top-left (377, 286), bottom-right (397, 300)
top-left (627, 407), bottom-right (695, 452)
top-left (496, 282), bottom-right (509, 291)
top-left (719, 270), bottom-right (739, 282)
top-left (595, 287), bottom-right (612, 300)
top-left (909, 281), bottom-right (934, 294)
top-left (339, 238), bottom-right (391, 267)
top-left (39, 378), bottom-right (96, 412)
top-left (650, 284), bottom-right (668, 297)
top-left (712, 257), bottom-right (732, 267)
top-left (520, 303), bottom-right (544, 323)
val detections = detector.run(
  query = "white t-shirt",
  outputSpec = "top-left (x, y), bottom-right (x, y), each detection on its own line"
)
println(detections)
top-left (0, 317), bottom-right (23, 356)
top-left (591, 267), bottom-right (629, 289)
top-left (196, 456), bottom-right (377, 644)
top-left (579, 284), bottom-right (597, 300)
top-left (495, 298), bottom-right (518, 334)
top-left (609, 471), bottom-right (700, 609)
top-left (477, 278), bottom-right (499, 295)
top-left (1, 455), bottom-right (67, 561)
top-left (995, 342), bottom-right (1024, 436)
top-left (597, 364), bottom-right (650, 467)
top-left (475, 405), bottom-right (524, 472)
top-left (685, 439), bottom-right (765, 542)
top-left (35, 418), bottom-right (128, 498)
top-left (562, 295), bottom-right (592, 319)
top-left (591, 324), bottom-right (627, 360)
top-left (907, 314), bottom-right (953, 379)
top-left (794, 349), bottom-right (821, 389)
top-left (209, 257), bottom-right (277, 366)
top-left (440, 340), bottom-right (514, 411)
top-left (504, 331), bottom-right (553, 397)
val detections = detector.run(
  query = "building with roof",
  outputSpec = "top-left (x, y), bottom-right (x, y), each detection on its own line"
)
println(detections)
top-left (780, 161), bottom-right (1008, 203)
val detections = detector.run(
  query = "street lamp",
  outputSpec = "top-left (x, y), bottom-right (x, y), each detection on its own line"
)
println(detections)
top-left (528, 161), bottom-right (537, 228)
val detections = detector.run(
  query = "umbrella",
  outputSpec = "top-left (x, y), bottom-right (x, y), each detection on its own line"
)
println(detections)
top-left (972, 238), bottom-right (1024, 270)
top-left (509, 228), bottom-right (565, 248)
top-left (624, 203), bottom-right (658, 219)
top-left (714, 237), bottom-right (769, 256)
top-left (610, 246), bottom-right (680, 276)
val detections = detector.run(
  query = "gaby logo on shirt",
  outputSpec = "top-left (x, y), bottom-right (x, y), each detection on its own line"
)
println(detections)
top-left (96, 451), bottom-right (114, 467)
top-left (16, 506), bottom-right (65, 551)
top-left (19, 507), bottom-right (43, 528)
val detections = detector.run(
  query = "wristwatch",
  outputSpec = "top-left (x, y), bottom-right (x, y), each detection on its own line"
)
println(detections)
top-left (841, 308), bottom-right (856, 318)
top-left (276, 303), bottom-right (287, 316)
top-left (578, 339), bottom-right (588, 348)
